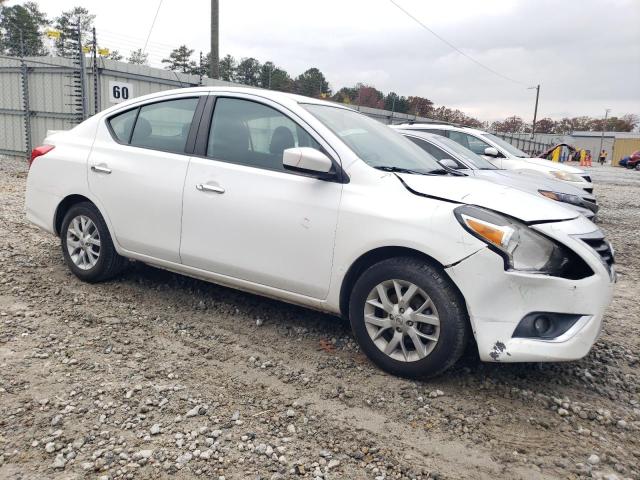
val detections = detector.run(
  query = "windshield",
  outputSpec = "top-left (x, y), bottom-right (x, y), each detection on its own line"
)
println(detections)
top-left (481, 133), bottom-right (528, 158)
top-left (302, 104), bottom-right (443, 173)
top-left (431, 135), bottom-right (498, 170)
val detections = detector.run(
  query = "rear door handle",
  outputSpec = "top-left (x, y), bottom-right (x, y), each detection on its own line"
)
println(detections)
top-left (91, 164), bottom-right (112, 174)
top-left (196, 183), bottom-right (225, 194)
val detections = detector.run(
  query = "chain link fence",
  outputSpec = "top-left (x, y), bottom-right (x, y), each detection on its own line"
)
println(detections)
top-left (0, 24), bottom-right (87, 158)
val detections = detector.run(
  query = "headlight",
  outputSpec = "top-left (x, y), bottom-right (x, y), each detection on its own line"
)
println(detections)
top-left (538, 190), bottom-right (583, 207)
top-left (454, 205), bottom-right (570, 274)
top-left (550, 171), bottom-right (583, 182)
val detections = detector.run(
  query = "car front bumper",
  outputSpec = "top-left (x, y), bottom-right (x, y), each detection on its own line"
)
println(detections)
top-left (445, 216), bottom-right (615, 362)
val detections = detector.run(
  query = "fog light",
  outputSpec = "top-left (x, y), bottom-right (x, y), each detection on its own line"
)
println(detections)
top-left (533, 316), bottom-right (551, 335)
top-left (512, 312), bottom-right (584, 340)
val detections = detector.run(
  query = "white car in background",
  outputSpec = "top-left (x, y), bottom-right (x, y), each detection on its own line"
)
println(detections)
top-left (25, 87), bottom-right (614, 378)
top-left (396, 123), bottom-right (594, 194)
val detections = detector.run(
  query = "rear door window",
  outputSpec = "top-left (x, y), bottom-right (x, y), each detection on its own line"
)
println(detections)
top-left (129, 98), bottom-right (199, 154)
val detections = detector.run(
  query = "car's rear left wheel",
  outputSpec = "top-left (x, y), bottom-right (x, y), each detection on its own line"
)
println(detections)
top-left (349, 257), bottom-right (470, 378)
top-left (60, 202), bottom-right (127, 283)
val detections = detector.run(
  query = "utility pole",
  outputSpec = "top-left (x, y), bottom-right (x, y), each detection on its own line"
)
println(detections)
top-left (528, 84), bottom-right (540, 138)
top-left (210, 0), bottom-right (219, 79)
top-left (597, 108), bottom-right (611, 163)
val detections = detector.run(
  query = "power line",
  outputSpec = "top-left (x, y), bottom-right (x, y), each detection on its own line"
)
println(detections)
top-left (143, 0), bottom-right (164, 54)
top-left (388, 0), bottom-right (527, 86)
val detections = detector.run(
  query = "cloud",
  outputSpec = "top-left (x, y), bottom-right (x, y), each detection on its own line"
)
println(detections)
top-left (36, 0), bottom-right (640, 121)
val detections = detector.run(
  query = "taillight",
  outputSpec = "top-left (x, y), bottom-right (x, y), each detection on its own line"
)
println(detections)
top-left (29, 145), bottom-right (54, 168)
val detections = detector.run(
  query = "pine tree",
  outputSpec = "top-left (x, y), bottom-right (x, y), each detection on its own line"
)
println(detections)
top-left (161, 45), bottom-right (196, 73)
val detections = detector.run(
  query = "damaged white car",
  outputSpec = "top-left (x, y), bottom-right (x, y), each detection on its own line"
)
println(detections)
top-left (25, 87), bottom-right (615, 378)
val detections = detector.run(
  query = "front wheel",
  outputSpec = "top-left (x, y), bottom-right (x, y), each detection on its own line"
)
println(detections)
top-left (348, 257), bottom-right (470, 379)
top-left (60, 202), bottom-right (127, 283)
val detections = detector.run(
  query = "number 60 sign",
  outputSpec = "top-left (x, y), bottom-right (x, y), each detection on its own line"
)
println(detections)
top-left (108, 81), bottom-right (133, 104)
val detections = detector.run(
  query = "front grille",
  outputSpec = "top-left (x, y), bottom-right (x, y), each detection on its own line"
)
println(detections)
top-left (581, 175), bottom-right (592, 183)
top-left (579, 231), bottom-right (615, 276)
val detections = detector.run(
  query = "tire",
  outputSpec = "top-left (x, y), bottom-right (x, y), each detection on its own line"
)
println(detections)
top-left (60, 202), bottom-right (127, 283)
top-left (635, 163), bottom-right (640, 171)
top-left (349, 257), bottom-right (470, 379)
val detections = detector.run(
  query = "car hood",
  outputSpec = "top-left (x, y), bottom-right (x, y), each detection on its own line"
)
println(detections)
top-left (396, 173), bottom-right (578, 223)
top-left (475, 170), bottom-right (593, 198)
top-left (519, 157), bottom-right (584, 173)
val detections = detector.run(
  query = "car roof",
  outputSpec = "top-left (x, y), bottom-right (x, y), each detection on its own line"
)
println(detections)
top-left (394, 129), bottom-right (449, 143)
top-left (394, 123), bottom-right (488, 136)
top-left (110, 86), bottom-right (351, 112)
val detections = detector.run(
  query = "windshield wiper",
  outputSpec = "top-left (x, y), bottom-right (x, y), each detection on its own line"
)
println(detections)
top-left (425, 168), bottom-right (450, 175)
top-left (374, 166), bottom-right (428, 175)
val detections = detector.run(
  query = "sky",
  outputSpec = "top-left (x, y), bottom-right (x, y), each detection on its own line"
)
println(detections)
top-left (25, 0), bottom-right (640, 122)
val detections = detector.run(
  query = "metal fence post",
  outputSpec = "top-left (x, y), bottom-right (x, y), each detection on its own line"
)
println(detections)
top-left (77, 23), bottom-right (89, 120)
top-left (19, 31), bottom-right (32, 157)
top-left (92, 27), bottom-right (100, 115)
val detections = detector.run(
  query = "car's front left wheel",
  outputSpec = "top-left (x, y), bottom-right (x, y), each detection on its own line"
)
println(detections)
top-left (60, 202), bottom-right (127, 283)
top-left (348, 257), bottom-right (470, 379)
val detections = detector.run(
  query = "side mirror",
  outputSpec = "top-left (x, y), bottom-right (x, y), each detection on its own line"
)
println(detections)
top-left (283, 147), bottom-right (333, 174)
top-left (484, 147), bottom-right (500, 157)
top-left (439, 158), bottom-right (460, 169)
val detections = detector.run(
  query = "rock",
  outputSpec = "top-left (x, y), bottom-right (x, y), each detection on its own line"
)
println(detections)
top-left (51, 414), bottom-right (63, 426)
top-left (286, 409), bottom-right (295, 417)
top-left (587, 454), bottom-right (600, 465)
top-left (52, 453), bottom-right (66, 469)
top-left (176, 452), bottom-right (193, 465)
top-left (557, 408), bottom-right (569, 416)
top-left (287, 424), bottom-right (296, 434)
top-left (186, 405), bottom-right (207, 417)
top-left (256, 318), bottom-right (264, 326)
top-left (150, 423), bottom-right (161, 435)
top-left (134, 449), bottom-right (154, 460)
top-left (45, 442), bottom-right (56, 453)
top-left (328, 459), bottom-right (340, 469)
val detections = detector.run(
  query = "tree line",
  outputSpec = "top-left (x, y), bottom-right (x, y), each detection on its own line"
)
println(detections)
top-left (491, 115), bottom-right (639, 135)
top-left (1, 1), bottom-right (638, 133)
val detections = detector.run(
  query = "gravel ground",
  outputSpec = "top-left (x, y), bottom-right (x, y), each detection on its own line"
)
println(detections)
top-left (0, 158), bottom-right (638, 480)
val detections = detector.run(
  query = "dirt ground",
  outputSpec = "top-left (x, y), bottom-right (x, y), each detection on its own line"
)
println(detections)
top-left (0, 158), bottom-right (638, 480)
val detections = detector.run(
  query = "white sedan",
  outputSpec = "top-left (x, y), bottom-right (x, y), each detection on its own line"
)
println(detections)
top-left (395, 124), bottom-right (594, 194)
top-left (25, 87), bottom-right (615, 378)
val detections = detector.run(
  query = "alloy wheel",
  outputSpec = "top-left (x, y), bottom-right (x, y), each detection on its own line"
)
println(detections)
top-left (66, 215), bottom-right (101, 270)
top-left (363, 279), bottom-right (440, 362)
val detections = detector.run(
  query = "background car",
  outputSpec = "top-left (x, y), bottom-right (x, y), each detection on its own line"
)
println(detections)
top-left (625, 150), bottom-right (640, 170)
top-left (397, 129), bottom-right (599, 220)
top-left (396, 123), bottom-right (594, 193)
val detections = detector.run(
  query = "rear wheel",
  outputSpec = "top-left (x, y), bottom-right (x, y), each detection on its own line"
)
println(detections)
top-left (60, 202), bottom-right (127, 282)
top-left (348, 257), bottom-right (470, 379)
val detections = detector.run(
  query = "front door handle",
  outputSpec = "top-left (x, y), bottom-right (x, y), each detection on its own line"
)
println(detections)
top-left (196, 183), bottom-right (225, 194)
top-left (91, 164), bottom-right (112, 174)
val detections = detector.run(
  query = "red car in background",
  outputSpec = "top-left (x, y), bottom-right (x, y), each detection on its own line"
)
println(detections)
top-left (621, 150), bottom-right (640, 170)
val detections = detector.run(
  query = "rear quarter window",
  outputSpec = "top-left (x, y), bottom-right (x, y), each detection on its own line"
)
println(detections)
top-left (108, 108), bottom-right (138, 143)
